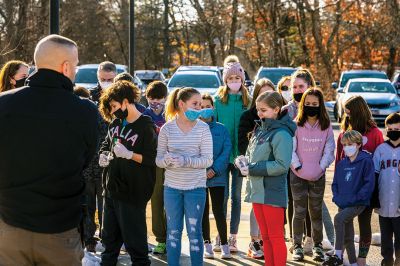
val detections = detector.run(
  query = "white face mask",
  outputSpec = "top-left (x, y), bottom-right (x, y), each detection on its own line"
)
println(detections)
top-left (343, 145), bottom-right (358, 157)
top-left (281, 91), bottom-right (292, 102)
top-left (100, 81), bottom-right (112, 90)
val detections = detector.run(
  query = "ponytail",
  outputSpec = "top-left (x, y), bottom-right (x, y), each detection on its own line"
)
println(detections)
top-left (165, 87), bottom-right (200, 121)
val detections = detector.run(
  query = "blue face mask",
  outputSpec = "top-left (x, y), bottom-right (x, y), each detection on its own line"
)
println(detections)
top-left (200, 108), bottom-right (214, 119)
top-left (184, 108), bottom-right (202, 121)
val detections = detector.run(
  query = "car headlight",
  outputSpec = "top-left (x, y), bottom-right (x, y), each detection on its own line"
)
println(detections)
top-left (390, 101), bottom-right (400, 107)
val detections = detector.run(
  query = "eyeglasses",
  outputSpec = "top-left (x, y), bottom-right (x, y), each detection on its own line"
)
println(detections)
top-left (281, 85), bottom-right (289, 91)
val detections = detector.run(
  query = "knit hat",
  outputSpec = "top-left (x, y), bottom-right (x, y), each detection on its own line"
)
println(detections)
top-left (223, 62), bottom-right (245, 85)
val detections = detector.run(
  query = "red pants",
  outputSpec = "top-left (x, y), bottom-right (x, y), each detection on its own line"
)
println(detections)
top-left (253, 203), bottom-right (287, 266)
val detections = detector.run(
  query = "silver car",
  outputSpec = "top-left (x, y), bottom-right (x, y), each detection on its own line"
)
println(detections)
top-left (336, 78), bottom-right (400, 123)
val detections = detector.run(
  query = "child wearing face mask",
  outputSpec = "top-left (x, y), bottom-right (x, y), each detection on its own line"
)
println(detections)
top-left (214, 56), bottom-right (251, 252)
top-left (142, 81), bottom-right (169, 255)
top-left (235, 91), bottom-right (296, 266)
top-left (200, 94), bottom-right (232, 260)
top-left (372, 113), bottom-right (400, 266)
top-left (98, 81), bottom-right (158, 265)
top-left (277, 76), bottom-right (292, 103)
top-left (290, 88), bottom-right (335, 262)
top-left (323, 130), bottom-right (375, 266)
top-left (156, 87), bottom-right (213, 266)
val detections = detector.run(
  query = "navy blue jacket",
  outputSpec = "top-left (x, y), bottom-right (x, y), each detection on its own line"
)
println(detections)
top-left (206, 119), bottom-right (232, 187)
top-left (332, 150), bottom-right (375, 209)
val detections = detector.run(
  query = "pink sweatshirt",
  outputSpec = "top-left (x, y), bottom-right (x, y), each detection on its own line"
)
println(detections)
top-left (291, 121), bottom-right (335, 181)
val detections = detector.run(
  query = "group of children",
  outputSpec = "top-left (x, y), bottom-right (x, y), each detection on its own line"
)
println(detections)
top-left (93, 55), bottom-right (399, 266)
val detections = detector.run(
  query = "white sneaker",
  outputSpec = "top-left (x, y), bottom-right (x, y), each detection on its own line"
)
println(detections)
top-left (247, 241), bottom-right (264, 259)
top-left (220, 244), bottom-right (232, 259)
top-left (213, 235), bottom-right (221, 252)
top-left (204, 242), bottom-right (214, 259)
top-left (322, 238), bottom-right (334, 250)
top-left (228, 236), bottom-right (238, 253)
top-left (354, 234), bottom-right (360, 243)
top-left (303, 237), bottom-right (313, 254)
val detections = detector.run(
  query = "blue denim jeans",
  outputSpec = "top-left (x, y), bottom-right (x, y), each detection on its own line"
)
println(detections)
top-left (164, 186), bottom-right (206, 266)
top-left (223, 164), bottom-right (243, 235)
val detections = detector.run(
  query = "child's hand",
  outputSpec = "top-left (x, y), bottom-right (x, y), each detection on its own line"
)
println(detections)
top-left (207, 169), bottom-right (215, 179)
top-left (170, 155), bottom-right (185, 168)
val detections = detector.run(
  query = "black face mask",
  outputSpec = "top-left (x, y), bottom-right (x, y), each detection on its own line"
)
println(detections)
top-left (15, 77), bottom-right (26, 88)
top-left (304, 105), bottom-right (319, 117)
top-left (293, 93), bottom-right (304, 102)
top-left (113, 107), bottom-right (128, 120)
top-left (387, 130), bottom-right (400, 141)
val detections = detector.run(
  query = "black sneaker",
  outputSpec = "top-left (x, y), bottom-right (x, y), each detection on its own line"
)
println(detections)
top-left (292, 244), bottom-right (304, 261)
top-left (313, 242), bottom-right (325, 262)
top-left (322, 254), bottom-right (343, 266)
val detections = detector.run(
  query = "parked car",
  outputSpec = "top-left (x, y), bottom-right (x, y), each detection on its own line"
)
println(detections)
top-left (134, 70), bottom-right (166, 88)
top-left (332, 70), bottom-right (388, 120)
top-left (392, 70), bottom-right (400, 91)
top-left (254, 67), bottom-right (297, 85)
top-left (167, 70), bottom-right (222, 95)
top-left (75, 64), bottom-right (142, 90)
top-left (335, 78), bottom-right (400, 123)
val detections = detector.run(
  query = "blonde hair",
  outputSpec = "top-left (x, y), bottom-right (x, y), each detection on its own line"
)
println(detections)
top-left (277, 76), bottom-right (291, 94)
top-left (341, 130), bottom-right (363, 146)
top-left (251, 78), bottom-right (275, 108)
top-left (216, 84), bottom-right (250, 106)
top-left (256, 91), bottom-right (285, 111)
top-left (165, 87), bottom-right (200, 121)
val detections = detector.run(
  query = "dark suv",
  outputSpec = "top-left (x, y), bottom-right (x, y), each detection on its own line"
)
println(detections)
top-left (254, 67), bottom-right (297, 85)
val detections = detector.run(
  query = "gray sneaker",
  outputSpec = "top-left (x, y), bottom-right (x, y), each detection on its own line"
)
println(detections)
top-left (204, 242), bottom-right (214, 259)
top-left (220, 244), bottom-right (232, 259)
top-left (213, 235), bottom-right (221, 252)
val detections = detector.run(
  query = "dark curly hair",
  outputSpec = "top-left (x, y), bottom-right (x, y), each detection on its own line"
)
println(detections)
top-left (99, 80), bottom-right (140, 122)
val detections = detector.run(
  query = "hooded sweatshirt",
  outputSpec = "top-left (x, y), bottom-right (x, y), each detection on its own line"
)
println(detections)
top-left (281, 100), bottom-right (298, 120)
top-left (244, 110), bottom-right (297, 207)
top-left (100, 115), bottom-right (157, 207)
top-left (206, 119), bottom-right (232, 187)
top-left (291, 121), bottom-right (335, 181)
top-left (332, 150), bottom-right (375, 209)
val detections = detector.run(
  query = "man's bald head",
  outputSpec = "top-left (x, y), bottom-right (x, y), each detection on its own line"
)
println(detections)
top-left (34, 35), bottom-right (79, 82)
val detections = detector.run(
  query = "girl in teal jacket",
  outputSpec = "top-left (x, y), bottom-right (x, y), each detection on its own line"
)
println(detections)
top-left (213, 56), bottom-right (251, 251)
top-left (235, 91), bottom-right (296, 266)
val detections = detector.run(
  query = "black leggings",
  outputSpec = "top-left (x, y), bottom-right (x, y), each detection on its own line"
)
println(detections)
top-left (286, 171), bottom-right (311, 239)
top-left (202, 187), bottom-right (228, 245)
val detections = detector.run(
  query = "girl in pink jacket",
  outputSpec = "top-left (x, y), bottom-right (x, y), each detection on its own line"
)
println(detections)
top-left (290, 88), bottom-right (335, 262)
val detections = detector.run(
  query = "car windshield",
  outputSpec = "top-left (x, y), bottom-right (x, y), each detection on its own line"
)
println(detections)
top-left (348, 82), bottom-right (396, 94)
top-left (340, 73), bottom-right (387, 88)
top-left (75, 68), bottom-right (125, 83)
top-left (258, 69), bottom-right (296, 84)
top-left (169, 74), bottom-right (220, 89)
top-left (136, 72), bottom-right (163, 80)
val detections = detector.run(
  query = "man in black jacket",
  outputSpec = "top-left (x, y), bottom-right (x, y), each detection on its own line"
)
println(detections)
top-left (0, 34), bottom-right (99, 265)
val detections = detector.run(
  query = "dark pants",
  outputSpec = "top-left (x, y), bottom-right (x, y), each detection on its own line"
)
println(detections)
top-left (291, 172), bottom-right (325, 245)
top-left (379, 216), bottom-right (400, 265)
top-left (151, 167), bottom-right (166, 243)
top-left (101, 196), bottom-right (150, 266)
top-left (334, 206), bottom-right (366, 264)
top-left (286, 170), bottom-right (311, 239)
top-left (202, 186), bottom-right (228, 245)
top-left (358, 207), bottom-right (373, 258)
top-left (84, 178), bottom-right (103, 245)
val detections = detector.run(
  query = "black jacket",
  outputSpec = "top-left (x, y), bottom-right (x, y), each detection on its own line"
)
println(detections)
top-left (0, 69), bottom-right (100, 234)
top-left (238, 106), bottom-right (259, 155)
top-left (101, 115), bottom-right (157, 207)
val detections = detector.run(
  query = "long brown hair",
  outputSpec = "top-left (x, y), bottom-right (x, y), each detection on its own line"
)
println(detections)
top-left (165, 87), bottom-right (200, 121)
top-left (290, 68), bottom-right (316, 89)
top-left (250, 78), bottom-right (275, 108)
top-left (0, 60), bottom-right (29, 93)
top-left (256, 91), bottom-right (286, 113)
top-left (296, 87), bottom-right (330, 131)
top-left (216, 84), bottom-right (250, 106)
top-left (340, 95), bottom-right (376, 134)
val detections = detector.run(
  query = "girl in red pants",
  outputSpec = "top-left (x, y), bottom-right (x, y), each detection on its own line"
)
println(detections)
top-left (235, 91), bottom-right (296, 266)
